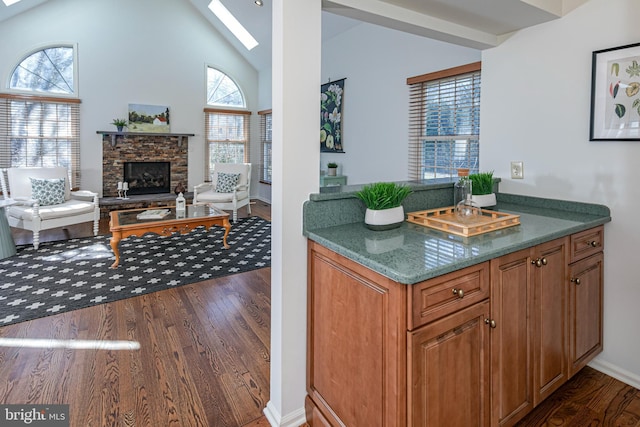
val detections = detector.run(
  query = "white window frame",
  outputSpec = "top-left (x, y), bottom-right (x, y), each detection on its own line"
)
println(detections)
top-left (7, 43), bottom-right (79, 97)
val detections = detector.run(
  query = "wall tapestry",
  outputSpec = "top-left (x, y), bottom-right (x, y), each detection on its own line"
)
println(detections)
top-left (590, 42), bottom-right (640, 140)
top-left (128, 104), bottom-right (171, 133)
top-left (321, 78), bottom-right (345, 152)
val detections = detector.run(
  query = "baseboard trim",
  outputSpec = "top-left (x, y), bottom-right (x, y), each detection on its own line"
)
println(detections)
top-left (589, 358), bottom-right (640, 389)
top-left (264, 401), bottom-right (307, 427)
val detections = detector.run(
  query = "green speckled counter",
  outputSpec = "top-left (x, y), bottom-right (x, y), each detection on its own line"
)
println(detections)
top-left (303, 182), bottom-right (611, 284)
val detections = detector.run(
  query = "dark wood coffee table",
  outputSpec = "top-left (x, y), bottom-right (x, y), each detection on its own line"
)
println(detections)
top-left (109, 204), bottom-right (231, 268)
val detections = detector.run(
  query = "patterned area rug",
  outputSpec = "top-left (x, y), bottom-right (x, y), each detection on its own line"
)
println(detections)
top-left (0, 217), bottom-right (271, 327)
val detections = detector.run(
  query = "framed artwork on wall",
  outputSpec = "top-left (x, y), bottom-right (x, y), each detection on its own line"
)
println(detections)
top-left (590, 42), bottom-right (640, 140)
top-left (321, 78), bottom-right (345, 152)
top-left (128, 104), bottom-right (171, 133)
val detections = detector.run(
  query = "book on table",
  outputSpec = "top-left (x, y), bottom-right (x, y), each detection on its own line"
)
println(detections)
top-left (136, 209), bottom-right (171, 220)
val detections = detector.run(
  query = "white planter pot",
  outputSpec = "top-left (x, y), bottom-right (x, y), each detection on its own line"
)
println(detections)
top-left (327, 168), bottom-right (337, 176)
top-left (471, 193), bottom-right (497, 208)
top-left (364, 206), bottom-right (405, 231)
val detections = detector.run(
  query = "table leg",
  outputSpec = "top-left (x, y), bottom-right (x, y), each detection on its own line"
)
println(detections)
top-left (222, 218), bottom-right (231, 249)
top-left (110, 233), bottom-right (121, 268)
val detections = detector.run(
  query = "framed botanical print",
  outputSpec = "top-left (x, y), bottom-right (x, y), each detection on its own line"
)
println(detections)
top-left (320, 78), bottom-right (345, 152)
top-left (590, 42), bottom-right (640, 140)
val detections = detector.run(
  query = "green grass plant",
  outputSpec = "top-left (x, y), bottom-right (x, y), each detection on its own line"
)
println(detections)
top-left (356, 182), bottom-right (412, 210)
top-left (468, 171), bottom-right (495, 195)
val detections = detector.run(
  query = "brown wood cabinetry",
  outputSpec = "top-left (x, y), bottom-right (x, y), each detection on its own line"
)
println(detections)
top-left (490, 248), bottom-right (535, 427)
top-left (408, 262), bottom-right (491, 427)
top-left (409, 300), bottom-right (490, 427)
top-left (307, 242), bottom-right (407, 427)
top-left (306, 227), bottom-right (604, 427)
top-left (531, 239), bottom-right (568, 405)
top-left (489, 238), bottom-right (568, 427)
top-left (568, 227), bottom-right (604, 377)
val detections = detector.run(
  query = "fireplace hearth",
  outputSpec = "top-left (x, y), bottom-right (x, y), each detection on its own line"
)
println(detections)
top-left (124, 161), bottom-right (171, 195)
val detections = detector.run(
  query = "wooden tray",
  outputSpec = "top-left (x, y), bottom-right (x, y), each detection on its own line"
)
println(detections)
top-left (407, 207), bottom-right (520, 237)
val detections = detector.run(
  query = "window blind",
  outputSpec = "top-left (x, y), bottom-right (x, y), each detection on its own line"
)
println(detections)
top-left (258, 109), bottom-right (272, 183)
top-left (408, 62), bottom-right (481, 180)
top-left (203, 108), bottom-right (251, 178)
top-left (0, 93), bottom-right (81, 190)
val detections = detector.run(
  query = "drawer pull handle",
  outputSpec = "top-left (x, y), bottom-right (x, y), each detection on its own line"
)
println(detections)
top-left (485, 318), bottom-right (497, 328)
top-left (452, 288), bottom-right (464, 299)
top-left (587, 240), bottom-right (599, 247)
top-left (571, 277), bottom-right (581, 285)
top-left (532, 257), bottom-right (548, 267)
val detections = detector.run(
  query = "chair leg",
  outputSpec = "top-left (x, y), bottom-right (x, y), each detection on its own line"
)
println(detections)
top-left (233, 209), bottom-right (238, 222)
top-left (93, 218), bottom-right (99, 236)
top-left (247, 202), bottom-right (252, 215)
top-left (33, 230), bottom-right (40, 250)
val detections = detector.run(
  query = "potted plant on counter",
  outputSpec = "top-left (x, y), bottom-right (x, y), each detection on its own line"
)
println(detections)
top-left (327, 162), bottom-right (338, 176)
top-left (356, 182), bottom-right (412, 230)
top-left (469, 170), bottom-right (496, 207)
top-left (111, 118), bottom-right (128, 132)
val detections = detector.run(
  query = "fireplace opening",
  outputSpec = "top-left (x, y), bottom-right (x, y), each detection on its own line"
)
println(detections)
top-left (123, 161), bottom-right (171, 195)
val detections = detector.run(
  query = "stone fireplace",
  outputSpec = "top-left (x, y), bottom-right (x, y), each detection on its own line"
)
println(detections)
top-left (101, 132), bottom-right (191, 197)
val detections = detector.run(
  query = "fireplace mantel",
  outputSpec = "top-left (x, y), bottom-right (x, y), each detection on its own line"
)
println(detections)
top-left (97, 131), bottom-right (195, 147)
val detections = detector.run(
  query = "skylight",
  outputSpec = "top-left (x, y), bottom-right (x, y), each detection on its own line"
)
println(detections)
top-left (2, 0), bottom-right (22, 6)
top-left (208, 0), bottom-right (258, 51)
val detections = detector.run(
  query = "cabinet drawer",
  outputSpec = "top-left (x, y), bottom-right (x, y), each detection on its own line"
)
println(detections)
top-left (570, 226), bottom-right (604, 263)
top-left (409, 262), bottom-right (489, 330)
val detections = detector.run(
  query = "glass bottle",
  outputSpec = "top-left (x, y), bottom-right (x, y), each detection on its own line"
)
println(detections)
top-left (453, 176), bottom-right (471, 207)
top-left (456, 180), bottom-right (481, 221)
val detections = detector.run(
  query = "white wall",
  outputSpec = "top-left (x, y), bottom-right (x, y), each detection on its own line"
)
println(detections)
top-left (481, 0), bottom-right (640, 386)
top-left (320, 21), bottom-right (480, 185)
top-left (0, 0), bottom-right (259, 197)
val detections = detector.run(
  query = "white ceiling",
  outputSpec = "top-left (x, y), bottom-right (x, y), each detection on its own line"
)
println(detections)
top-left (0, 0), bottom-right (588, 72)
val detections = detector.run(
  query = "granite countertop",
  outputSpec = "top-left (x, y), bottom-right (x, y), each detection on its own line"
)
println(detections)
top-left (304, 190), bottom-right (611, 285)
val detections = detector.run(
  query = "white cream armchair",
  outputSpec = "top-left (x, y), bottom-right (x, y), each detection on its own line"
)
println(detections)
top-left (193, 163), bottom-right (251, 222)
top-left (0, 167), bottom-right (100, 249)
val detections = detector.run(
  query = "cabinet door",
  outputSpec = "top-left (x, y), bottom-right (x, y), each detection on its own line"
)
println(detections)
top-left (307, 242), bottom-right (408, 427)
top-left (490, 249), bottom-right (533, 427)
top-left (409, 301), bottom-right (490, 427)
top-left (568, 252), bottom-right (604, 377)
top-left (532, 238), bottom-right (568, 405)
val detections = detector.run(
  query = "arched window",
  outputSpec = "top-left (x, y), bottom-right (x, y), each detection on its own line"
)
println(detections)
top-left (10, 46), bottom-right (75, 95)
top-left (204, 68), bottom-right (250, 173)
top-left (1, 46), bottom-right (81, 186)
top-left (206, 67), bottom-right (244, 107)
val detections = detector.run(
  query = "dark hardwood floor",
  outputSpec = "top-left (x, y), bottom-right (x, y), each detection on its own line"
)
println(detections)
top-left (3, 198), bottom-right (639, 426)
top-left (516, 366), bottom-right (640, 426)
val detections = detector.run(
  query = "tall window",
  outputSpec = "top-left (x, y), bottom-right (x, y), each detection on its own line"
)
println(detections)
top-left (1, 45), bottom-right (81, 187)
top-left (204, 109), bottom-right (251, 176)
top-left (204, 67), bottom-right (250, 176)
top-left (408, 62), bottom-right (481, 180)
top-left (258, 109), bottom-right (272, 183)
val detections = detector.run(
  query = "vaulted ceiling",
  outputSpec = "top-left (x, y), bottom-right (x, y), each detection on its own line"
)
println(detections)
top-left (0, 0), bottom-right (588, 72)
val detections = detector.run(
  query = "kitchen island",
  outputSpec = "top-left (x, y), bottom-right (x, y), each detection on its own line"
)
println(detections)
top-left (303, 180), bottom-right (611, 427)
